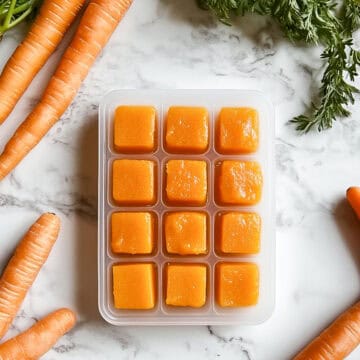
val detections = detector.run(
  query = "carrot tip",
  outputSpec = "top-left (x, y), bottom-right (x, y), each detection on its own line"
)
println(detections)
top-left (57, 308), bottom-right (77, 327)
top-left (346, 186), bottom-right (360, 220)
top-left (41, 212), bottom-right (60, 222)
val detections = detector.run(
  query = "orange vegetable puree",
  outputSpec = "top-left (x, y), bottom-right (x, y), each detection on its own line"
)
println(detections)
top-left (216, 107), bottom-right (259, 154)
top-left (216, 262), bottom-right (259, 307)
top-left (166, 263), bottom-right (207, 307)
top-left (108, 102), bottom-right (264, 312)
top-left (114, 106), bottom-right (156, 153)
top-left (165, 106), bottom-right (209, 153)
top-left (216, 212), bottom-right (261, 254)
top-left (166, 160), bottom-right (207, 206)
top-left (111, 212), bottom-right (155, 254)
top-left (217, 160), bottom-right (262, 205)
top-left (112, 159), bottom-right (156, 205)
top-left (165, 212), bottom-right (207, 255)
top-left (113, 263), bottom-right (156, 309)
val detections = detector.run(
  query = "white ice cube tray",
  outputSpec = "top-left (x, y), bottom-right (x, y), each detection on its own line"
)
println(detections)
top-left (98, 89), bottom-right (275, 325)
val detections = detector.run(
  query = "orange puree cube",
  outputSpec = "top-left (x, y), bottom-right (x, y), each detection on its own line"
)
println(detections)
top-left (166, 263), bottom-right (207, 307)
top-left (113, 159), bottom-right (156, 205)
top-left (111, 212), bottom-right (155, 254)
top-left (216, 160), bottom-right (262, 205)
top-left (114, 106), bottom-right (156, 153)
top-left (216, 212), bottom-right (261, 254)
top-left (216, 262), bottom-right (259, 307)
top-left (166, 160), bottom-right (207, 206)
top-left (165, 212), bottom-right (207, 255)
top-left (165, 106), bottom-right (209, 153)
top-left (216, 107), bottom-right (259, 154)
top-left (113, 263), bottom-right (156, 309)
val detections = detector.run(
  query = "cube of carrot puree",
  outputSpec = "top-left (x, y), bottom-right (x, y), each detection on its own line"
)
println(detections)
top-left (216, 262), bottom-right (259, 307)
top-left (217, 212), bottom-right (261, 254)
top-left (114, 106), bottom-right (156, 153)
top-left (113, 263), bottom-right (156, 309)
top-left (166, 264), bottom-right (207, 307)
top-left (165, 212), bottom-right (207, 255)
top-left (165, 106), bottom-right (209, 153)
top-left (111, 212), bottom-right (155, 254)
top-left (113, 159), bottom-right (156, 205)
top-left (217, 160), bottom-right (262, 205)
top-left (166, 160), bottom-right (207, 206)
top-left (216, 107), bottom-right (259, 154)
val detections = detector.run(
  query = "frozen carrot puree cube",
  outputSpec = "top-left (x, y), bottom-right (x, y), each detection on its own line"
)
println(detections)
top-left (216, 262), bottom-right (259, 307)
top-left (113, 263), bottom-right (156, 310)
top-left (216, 160), bottom-right (262, 205)
top-left (114, 106), bottom-right (156, 153)
top-left (216, 212), bottom-right (261, 254)
top-left (165, 106), bottom-right (209, 153)
top-left (165, 212), bottom-right (207, 255)
top-left (216, 107), bottom-right (259, 154)
top-left (111, 212), bottom-right (155, 254)
top-left (166, 263), bottom-right (207, 307)
top-left (112, 159), bottom-right (156, 205)
top-left (166, 160), bottom-right (207, 206)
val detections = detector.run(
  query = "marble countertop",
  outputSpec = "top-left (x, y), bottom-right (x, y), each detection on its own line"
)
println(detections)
top-left (1, 0), bottom-right (360, 359)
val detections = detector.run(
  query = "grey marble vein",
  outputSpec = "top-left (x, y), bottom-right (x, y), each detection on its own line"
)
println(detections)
top-left (0, 0), bottom-right (360, 359)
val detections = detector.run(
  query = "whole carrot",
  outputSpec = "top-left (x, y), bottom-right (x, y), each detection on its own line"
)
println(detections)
top-left (0, 0), bottom-right (133, 180)
top-left (0, 213), bottom-right (60, 339)
top-left (347, 187), bottom-right (360, 219)
top-left (294, 301), bottom-right (360, 359)
top-left (0, 0), bottom-right (86, 125)
top-left (0, 308), bottom-right (76, 360)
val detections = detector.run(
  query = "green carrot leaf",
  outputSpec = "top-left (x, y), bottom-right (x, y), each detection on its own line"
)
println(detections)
top-left (198, 0), bottom-right (360, 133)
top-left (0, 0), bottom-right (42, 39)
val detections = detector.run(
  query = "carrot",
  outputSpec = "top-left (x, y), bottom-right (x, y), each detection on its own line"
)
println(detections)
top-left (0, 0), bottom-right (133, 180)
top-left (0, 213), bottom-right (60, 340)
top-left (0, 308), bottom-right (76, 360)
top-left (294, 301), bottom-right (360, 360)
top-left (347, 187), bottom-right (360, 219)
top-left (0, 0), bottom-right (86, 125)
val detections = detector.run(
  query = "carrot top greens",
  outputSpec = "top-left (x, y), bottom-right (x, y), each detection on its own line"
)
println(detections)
top-left (198, 0), bottom-right (360, 133)
top-left (0, 0), bottom-right (41, 39)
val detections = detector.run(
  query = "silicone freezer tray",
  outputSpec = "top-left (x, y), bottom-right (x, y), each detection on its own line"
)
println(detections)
top-left (98, 89), bottom-right (275, 325)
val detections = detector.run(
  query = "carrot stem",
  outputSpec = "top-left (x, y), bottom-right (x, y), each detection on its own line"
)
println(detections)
top-left (4, 7), bottom-right (32, 30)
top-left (13, 3), bottom-right (33, 15)
top-left (4, 0), bottom-right (17, 28)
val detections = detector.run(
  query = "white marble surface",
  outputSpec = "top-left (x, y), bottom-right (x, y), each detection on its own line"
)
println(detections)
top-left (1, 0), bottom-right (360, 359)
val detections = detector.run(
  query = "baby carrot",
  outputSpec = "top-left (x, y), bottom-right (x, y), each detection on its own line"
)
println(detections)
top-left (347, 186), bottom-right (360, 219)
top-left (0, 308), bottom-right (76, 360)
top-left (294, 301), bottom-right (360, 360)
top-left (0, 0), bottom-right (133, 180)
top-left (0, 213), bottom-right (60, 339)
top-left (0, 0), bottom-right (86, 124)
